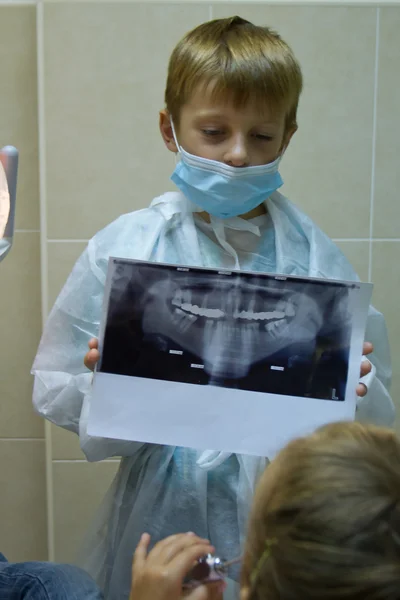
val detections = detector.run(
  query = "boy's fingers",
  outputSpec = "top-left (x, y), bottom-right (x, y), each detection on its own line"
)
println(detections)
top-left (84, 349), bottom-right (100, 371)
top-left (132, 533), bottom-right (151, 574)
top-left (357, 383), bottom-right (367, 397)
top-left (88, 337), bottom-right (98, 350)
top-left (360, 359), bottom-right (372, 378)
top-left (363, 341), bottom-right (373, 356)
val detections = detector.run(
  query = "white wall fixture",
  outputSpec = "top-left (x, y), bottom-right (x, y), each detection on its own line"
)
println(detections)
top-left (0, 146), bottom-right (19, 262)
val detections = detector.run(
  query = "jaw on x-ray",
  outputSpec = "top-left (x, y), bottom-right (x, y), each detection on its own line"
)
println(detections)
top-left (100, 260), bottom-right (353, 402)
top-left (0, 146), bottom-right (18, 263)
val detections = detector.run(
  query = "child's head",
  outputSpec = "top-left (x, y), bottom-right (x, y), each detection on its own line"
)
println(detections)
top-left (160, 16), bottom-right (302, 168)
top-left (242, 422), bottom-right (400, 600)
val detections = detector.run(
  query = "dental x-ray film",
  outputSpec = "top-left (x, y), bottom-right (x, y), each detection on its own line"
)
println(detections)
top-left (88, 258), bottom-right (372, 458)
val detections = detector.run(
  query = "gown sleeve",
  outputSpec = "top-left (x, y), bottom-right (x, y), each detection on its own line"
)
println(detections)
top-left (31, 216), bottom-right (153, 461)
top-left (355, 305), bottom-right (395, 427)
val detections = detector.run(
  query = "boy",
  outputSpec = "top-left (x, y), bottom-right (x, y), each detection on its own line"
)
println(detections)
top-left (32, 16), bottom-right (394, 600)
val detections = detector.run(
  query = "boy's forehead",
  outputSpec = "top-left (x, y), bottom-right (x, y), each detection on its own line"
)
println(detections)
top-left (181, 85), bottom-right (286, 126)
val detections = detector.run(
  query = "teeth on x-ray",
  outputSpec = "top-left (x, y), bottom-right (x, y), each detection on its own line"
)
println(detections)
top-left (172, 288), bottom-right (292, 323)
top-left (180, 303), bottom-right (225, 319)
top-left (234, 309), bottom-right (286, 321)
top-left (172, 308), bottom-right (198, 333)
top-left (264, 320), bottom-right (285, 338)
top-left (172, 288), bottom-right (224, 318)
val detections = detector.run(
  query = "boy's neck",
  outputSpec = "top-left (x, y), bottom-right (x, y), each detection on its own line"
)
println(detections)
top-left (198, 202), bottom-right (267, 223)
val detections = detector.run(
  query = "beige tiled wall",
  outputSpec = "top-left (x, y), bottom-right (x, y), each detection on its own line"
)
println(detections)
top-left (0, 6), bottom-right (46, 561)
top-left (1, 0), bottom-right (399, 566)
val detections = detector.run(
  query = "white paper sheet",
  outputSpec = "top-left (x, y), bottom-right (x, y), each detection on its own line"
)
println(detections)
top-left (88, 258), bottom-right (372, 458)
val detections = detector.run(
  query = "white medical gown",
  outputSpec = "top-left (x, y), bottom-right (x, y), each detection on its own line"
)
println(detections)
top-left (32, 191), bottom-right (394, 600)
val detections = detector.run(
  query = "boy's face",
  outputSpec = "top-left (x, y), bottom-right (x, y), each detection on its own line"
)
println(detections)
top-left (160, 86), bottom-right (296, 167)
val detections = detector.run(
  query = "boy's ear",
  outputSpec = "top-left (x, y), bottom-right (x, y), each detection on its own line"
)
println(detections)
top-left (159, 110), bottom-right (179, 153)
top-left (281, 125), bottom-right (297, 154)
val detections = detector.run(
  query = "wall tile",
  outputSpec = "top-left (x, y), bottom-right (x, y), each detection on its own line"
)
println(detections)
top-left (52, 424), bottom-right (86, 460)
top-left (53, 460), bottom-right (120, 563)
top-left (0, 6), bottom-right (39, 231)
top-left (371, 242), bottom-right (400, 432)
top-left (212, 5), bottom-right (376, 239)
top-left (0, 440), bottom-right (47, 561)
top-left (334, 241), bottom-right (369, 282)
top-left (0, 233), bottom-right (43, 438)
top-left (44, 2), bottom-right (209, 240)
top-left (374, 7), bottom-right (400, 238)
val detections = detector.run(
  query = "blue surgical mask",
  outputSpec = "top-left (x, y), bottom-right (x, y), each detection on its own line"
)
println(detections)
top-left (170, 122), bottom-right (284, 219)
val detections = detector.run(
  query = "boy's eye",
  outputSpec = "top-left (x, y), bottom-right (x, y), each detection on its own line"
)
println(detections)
top-left (254, 134), bottom-right (274, 141)
top-left (201, 129), bottom-right (223, 136)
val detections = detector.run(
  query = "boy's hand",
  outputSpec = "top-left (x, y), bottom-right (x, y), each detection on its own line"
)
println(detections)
top-left (84, 337), bottom-right (100, 371)
top-left (357, 341), bottom-right (373, 397)
top-left (130, 533), bottom-right (225, 600)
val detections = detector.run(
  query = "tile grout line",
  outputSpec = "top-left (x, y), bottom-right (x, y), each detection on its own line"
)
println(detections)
top-left (54, 0), bottom-right (400, 5)
top-left (1, 0), bottom-right (397, 5)
top-left (0, 438), bottom-right (45, 442)
top-left (369, 7), bottom-right (380, 283)
top-left (48, 239), bottom-right (90, 243)
top-left (333, 238), bottom-right (400, 243)
top-left (0, 1), bottom-right (35, 5)
top-left (15, 229), bottom-right (40, 233)
top-left (37, 1), bottom-right (55, 563)
top-left (52, 459), bottom-right (120, 464)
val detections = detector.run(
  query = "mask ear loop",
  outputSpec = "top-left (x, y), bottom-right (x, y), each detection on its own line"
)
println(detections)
top-left (170, 118), bottom-right (181, 166)
top-left (170, 118), bottom-right (181, 152)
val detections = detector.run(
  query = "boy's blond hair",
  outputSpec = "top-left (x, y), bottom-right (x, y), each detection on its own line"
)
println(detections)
top-left (242, 422), bottom-right (400, 600)
top-left (165, 16), bottom-right (303, 132)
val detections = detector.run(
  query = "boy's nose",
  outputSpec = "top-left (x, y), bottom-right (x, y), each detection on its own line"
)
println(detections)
top-left (223, 136), bottom-right (250, 167)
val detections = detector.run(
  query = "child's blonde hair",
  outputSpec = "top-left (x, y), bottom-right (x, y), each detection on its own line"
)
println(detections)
top-left (164, 16), bottom-right (303, 132)
top-left (242, 422), bottom-right (400, 600)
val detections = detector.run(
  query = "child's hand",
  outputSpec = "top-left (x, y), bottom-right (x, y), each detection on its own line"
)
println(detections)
top-left (130, 532), bottom-right (225, 600)
top-left (84, 337), bottom-right (100, 371)
top-left (357, 341), bottom-right (373, 397)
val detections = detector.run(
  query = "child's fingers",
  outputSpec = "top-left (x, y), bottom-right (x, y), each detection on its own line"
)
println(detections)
top-left (88, 337), bottom-right (98, 350)
top-left (184, 581), bottom-right (225, 600)
top-left (360, 359), bottom-right (372, 378)
top-left (357, 383), bottom-right (367, 397)
top-left (204, 581), bottom-right (226, 600)
top-left (169, 542), bottom-right (215, 579)
top-left (185, 585), bottom-right (210, 600)
top-left (147, 533), bottom-right (200, 559)
top-left (362, 341), bottom-right (373, 356)
top-left (132, 533), bottom-right (151, 574)
top-left (84, 349), bottom-right (100, 371)
top-left (153, 534), bottom-right (211, 564)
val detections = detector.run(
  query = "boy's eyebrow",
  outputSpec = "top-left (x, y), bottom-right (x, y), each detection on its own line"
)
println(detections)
top-left (193, 111), bottom-right (227, 120)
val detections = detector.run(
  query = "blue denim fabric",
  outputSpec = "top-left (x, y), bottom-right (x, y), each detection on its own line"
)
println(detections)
top-left (0, 554), bottom-right (103, 600)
